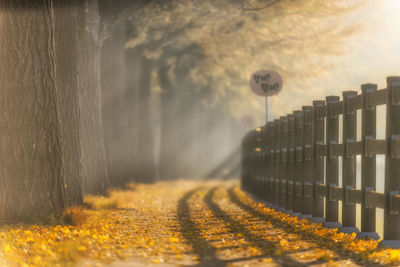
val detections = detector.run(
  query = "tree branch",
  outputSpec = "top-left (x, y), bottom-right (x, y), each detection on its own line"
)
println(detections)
top-left (99, 0), bottom-right (152, 40)
top-left (241, 0), bottom-right (280, 11)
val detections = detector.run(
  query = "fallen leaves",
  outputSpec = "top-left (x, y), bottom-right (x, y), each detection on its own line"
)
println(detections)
top-left (233, 186), bottom-right (400, 265)
top-left (0, 181), bottom-right (196, 266)
top-left (0, 180), bottom-right (399, 266)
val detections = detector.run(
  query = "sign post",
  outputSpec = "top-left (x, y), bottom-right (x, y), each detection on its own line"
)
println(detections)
top-left (250, 70), bottom-right (283, 123)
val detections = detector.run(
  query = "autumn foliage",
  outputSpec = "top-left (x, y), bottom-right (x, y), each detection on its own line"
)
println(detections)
top-left (0, 181), bottom-right (399, 266)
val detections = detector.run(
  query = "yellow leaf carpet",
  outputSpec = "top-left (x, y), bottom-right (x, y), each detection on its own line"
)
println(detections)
top-left (0, 180), bottom-right (399, 266)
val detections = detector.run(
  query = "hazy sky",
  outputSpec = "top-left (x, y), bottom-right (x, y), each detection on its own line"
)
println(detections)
top-left (265, 0), bottom-right (400, 122)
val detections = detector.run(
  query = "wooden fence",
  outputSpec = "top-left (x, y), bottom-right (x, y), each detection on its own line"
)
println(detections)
top-left (241, 76), bottom-right (400, 248)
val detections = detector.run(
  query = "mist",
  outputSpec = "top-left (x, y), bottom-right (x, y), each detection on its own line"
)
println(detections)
top-left (99, 0), bottom-right (368, 183)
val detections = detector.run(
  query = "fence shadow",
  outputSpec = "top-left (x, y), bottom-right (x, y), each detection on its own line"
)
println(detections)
top-left (227, 186), bottom-right (382, 266)
top-left (204, 187), bottom-right (321, 266)
top-left (177, 188), bottom-right (226, 267)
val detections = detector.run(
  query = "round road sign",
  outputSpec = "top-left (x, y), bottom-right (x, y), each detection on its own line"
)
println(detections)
top-left (250, 70), bottom-right (283, 97)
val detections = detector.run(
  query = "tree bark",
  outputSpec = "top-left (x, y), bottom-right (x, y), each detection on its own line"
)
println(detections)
top-left (157, 44), bottom-right (204, 180)
top-left (158, 64), bottom-right (181, 180)
top-left (77, 0), bottom-right (110, 195)
top-left (0, 0), bottom-right (147, 221)
top-left (101, 22), bottom-right (139, 185)
top-left (52, 0), bottom-right (84, 207)
top-left (125, 47), bottom-right (156, 183)
top-left (135, 55), bottom-right (156, 183)
top-left (0, 1), bottom-right (82, 220)
top-left (101, 23), bottom-right (126, 185)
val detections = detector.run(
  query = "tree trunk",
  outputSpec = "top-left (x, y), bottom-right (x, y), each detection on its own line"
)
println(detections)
top-left (77, 0), bottom-right (110, 195)
top-left (125, 47), bottom-right (156, 183)
top-left (135, 55), bottom-right (156, 183)
top-left (53, 0), bottom-right (84, 207)
top-left (0, 1), bottom-right (85, 220)
top-left (175, 95), bottom-right (198, 179)
top-left (157, 44), bottom-right (204, 180)
top-left (101, 22), bottom-right (135, 186)
top-left (158, 64), bottom-right (182, 180)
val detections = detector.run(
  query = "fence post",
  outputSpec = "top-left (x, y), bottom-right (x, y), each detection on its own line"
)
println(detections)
top-left (255, 129), bottom-right (260, 197)
top-left (266, 122), bottom-right (274, 205)
top-left (245, 131), bottom-right (252, 193)
top-left (265, 122), bottom-right (271, 204)
top-left (286, 114), bottom-right (295, 213)
top-left (274, 119), bottom-right (282, 209)
top-left (249, 130), bottom-right (256, 195)
top-left (252, 130), bottom-right (258, 196)
top-left (323, 96), bottom-right (342, 229)
top-left (245, 131), bottom-right (251, 192)
top-left (268, 122), bottom-right (276, 206)
top-left (293, 110), bottom-right (303, 216)
top-left (358, 84), bottom-right (380, 239)
top-left (245, 133), bottom-right (251, 192)
top-left (256, 127), bottom-right (263, 199)
top-left (261, 126), bottom-right (268, 202)
top-left (259, 126), bottom-right (267, 200)
top-left (311, 100), bottom-right (326, 223)
top-left (280, 116), bottom-right (288, 210)
top-left (263, 125), bottom-right (268, 201)
top-left (300, 106), bottom-right (314, 219)
top-left (382, 76), bottom-right (400, 248)
top-left (340, 91), bottom-right (359, 233)
top-left (241, 133), bottom-right (247, 191)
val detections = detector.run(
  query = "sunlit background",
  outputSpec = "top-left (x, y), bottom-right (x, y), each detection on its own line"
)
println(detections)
top-left (265, 0), bottom-right (400, 121)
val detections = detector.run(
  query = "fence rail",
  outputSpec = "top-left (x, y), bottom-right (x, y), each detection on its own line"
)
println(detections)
top-left (241, 76), bottom-right (400, 248)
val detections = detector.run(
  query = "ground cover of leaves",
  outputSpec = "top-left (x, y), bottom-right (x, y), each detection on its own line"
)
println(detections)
top-left (0, 180), bottom-right (400, 266)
